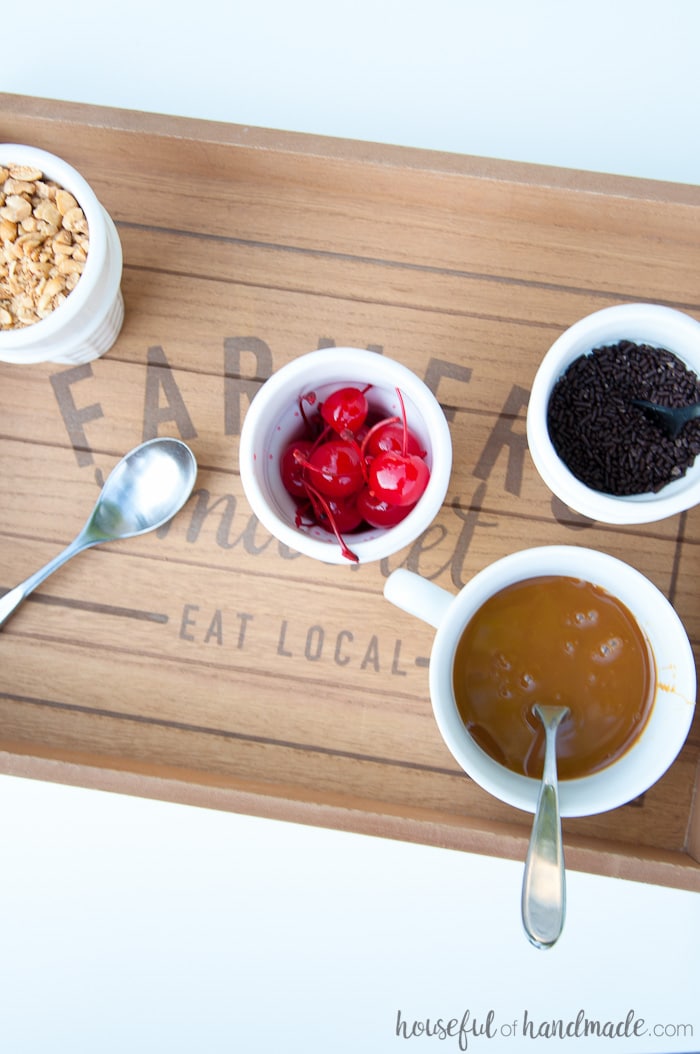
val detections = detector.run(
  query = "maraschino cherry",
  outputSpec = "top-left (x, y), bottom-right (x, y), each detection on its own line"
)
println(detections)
top-left (280, 384), bottom-right (430, 561)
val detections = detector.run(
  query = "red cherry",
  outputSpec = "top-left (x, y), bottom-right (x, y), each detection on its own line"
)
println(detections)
top-left (321, 387), bottom-right (369, 434)
top-left (368, 451), bottom-right (430, 507)
top-left (356, 486), bottom-right (416, 527)
top-left (364, 421), bottom-right (425, 459)
top-left (296, 439), bottom-right (365, 498)
top-left (314, 494), bottom-right (363, 533)
top-left (280, 440), bottom-right (314, 498)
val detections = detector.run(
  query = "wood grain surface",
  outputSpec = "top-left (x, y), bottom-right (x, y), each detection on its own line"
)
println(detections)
top-left (1, 93), bottom-right (699, 889)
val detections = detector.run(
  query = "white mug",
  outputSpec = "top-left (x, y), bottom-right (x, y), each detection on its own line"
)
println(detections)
top-left (384, 545), bottom-right (696, 816)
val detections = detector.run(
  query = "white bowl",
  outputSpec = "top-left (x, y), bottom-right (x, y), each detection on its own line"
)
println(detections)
top-left (385, 546), bottom-right (696, 816)
top-left (527, 303), bottom-right (700, 523)
top-left (239, 347), bottom-right (452, 564)
top-left (0, 144), bottom-right (123, 365)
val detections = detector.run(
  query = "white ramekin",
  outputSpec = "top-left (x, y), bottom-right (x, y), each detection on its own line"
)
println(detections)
top-left (0, 143), bottom-right (123, 365)
top-left (239, 347), bottom-right (452, 564)
top-left (527, 303), bottom-right (700, 523)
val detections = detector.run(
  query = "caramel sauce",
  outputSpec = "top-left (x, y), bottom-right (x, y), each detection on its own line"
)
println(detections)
top-left (452, 576), bottom-right (656, 780)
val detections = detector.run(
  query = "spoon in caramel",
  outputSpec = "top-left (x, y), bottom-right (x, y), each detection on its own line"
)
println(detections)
top-left (521, 703), bottom-right (569, 949)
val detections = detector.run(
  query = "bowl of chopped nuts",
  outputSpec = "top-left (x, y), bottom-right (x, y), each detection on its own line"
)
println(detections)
top-left (527, 303), bottom-right (700, 523)
top-left (0, 144), bottom-right (123, 365)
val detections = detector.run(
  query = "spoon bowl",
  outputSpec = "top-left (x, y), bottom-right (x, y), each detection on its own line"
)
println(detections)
top-left (631, 398), bottom-right (700, 440)
top-left (0, 437), bottom-right (197, 629)
top-left (521, 703), bottom-right (569, 949)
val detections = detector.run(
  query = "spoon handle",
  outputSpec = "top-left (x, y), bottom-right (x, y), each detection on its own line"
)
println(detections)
top-left (0, 533), bottom-right (93, 629)
top-left (521, 707), bottom-right (567, 949)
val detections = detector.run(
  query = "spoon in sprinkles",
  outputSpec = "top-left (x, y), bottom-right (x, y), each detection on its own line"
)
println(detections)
top-left (632, 398), bottom-right (700, 439)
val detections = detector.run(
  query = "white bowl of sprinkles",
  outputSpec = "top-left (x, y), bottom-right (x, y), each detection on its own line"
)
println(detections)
top-left (527, 303), bottom-right (700, 524)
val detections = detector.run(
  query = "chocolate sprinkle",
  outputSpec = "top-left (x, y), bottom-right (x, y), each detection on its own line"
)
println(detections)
top-left (546, 340), bottom-right (700, 495)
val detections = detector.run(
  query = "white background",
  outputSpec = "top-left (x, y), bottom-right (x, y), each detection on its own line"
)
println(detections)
top-left (2, 2), bottom-right (700, 1052)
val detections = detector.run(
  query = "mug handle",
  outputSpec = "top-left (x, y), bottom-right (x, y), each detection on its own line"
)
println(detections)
top-left (383, 569), bottom-right (455, 629)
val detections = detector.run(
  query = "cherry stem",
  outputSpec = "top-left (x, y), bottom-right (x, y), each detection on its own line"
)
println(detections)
top-left (308, 423), bottom-right (332, 455)
top-left (396, 387), bottom-right (408, 458)
top-left (292, 445), bottom-right (326, 479)
top-left (299, 391), bottom-right (317, 431)
top-left (302, 480), bottom-right (359, 563)
top-left (288, 440), bottom-right (333, 478)
top-left (340, 428), bottom-right (370, 482)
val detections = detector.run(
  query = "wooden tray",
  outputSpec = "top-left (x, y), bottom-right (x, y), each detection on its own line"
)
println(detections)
top-left (1, 93), bottom-right (699, 890)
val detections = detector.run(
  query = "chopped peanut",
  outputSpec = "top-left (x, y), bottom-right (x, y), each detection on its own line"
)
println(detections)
top-left (0, 163), bottom-right (90, 330)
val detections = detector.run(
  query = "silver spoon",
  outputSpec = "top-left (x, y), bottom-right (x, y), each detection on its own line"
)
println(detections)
top-left (0, 437), bottom-right (197, 629)
top-left (632, 398), bottom-right (700, 439)
top-left (521, 703), bottom-right (569, 949)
